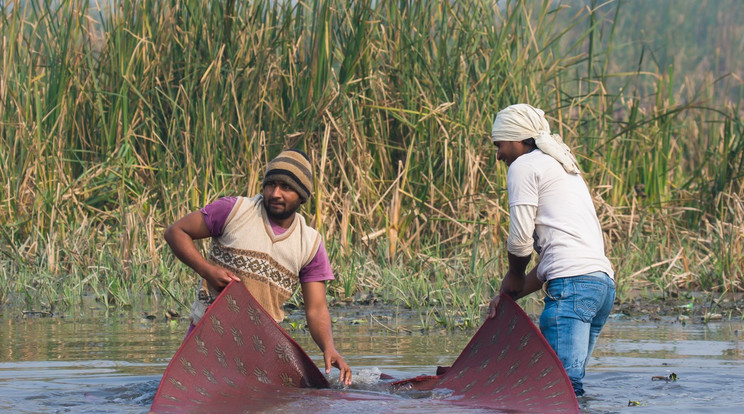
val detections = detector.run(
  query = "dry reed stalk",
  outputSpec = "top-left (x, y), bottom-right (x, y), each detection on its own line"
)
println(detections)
top-left (387, 160), bottom-right (403, 260)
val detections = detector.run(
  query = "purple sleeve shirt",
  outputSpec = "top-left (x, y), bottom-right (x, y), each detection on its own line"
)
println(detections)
top-left (200, 196), bottom-right (335, 283)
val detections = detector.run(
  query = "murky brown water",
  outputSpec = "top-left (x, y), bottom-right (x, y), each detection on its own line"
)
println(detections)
top-left (1, 308), bottom-right (743, 413)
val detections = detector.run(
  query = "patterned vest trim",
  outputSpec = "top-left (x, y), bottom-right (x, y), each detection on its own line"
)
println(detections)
top-left (190, 195), bottom-right (320, 323)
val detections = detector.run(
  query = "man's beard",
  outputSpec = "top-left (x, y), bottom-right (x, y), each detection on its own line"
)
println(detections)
top-left (263, 199), bottom-right (297, 220)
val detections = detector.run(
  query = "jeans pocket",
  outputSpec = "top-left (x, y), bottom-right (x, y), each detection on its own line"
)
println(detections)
top-left (545, 280), bottom-right (565, 302)
top-left (573, 281), bottom-right (605, 322)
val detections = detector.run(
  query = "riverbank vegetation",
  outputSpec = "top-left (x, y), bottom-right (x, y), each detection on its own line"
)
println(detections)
top-left (1, 0), bottom-right (742, 328)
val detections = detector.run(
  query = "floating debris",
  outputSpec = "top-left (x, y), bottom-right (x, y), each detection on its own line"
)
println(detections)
top-left (651, 373), bottom-right (678, 382)
top-left (704, 313), bottom-right (723, 321)
top-left (22, 310), bottom-right (53, 318)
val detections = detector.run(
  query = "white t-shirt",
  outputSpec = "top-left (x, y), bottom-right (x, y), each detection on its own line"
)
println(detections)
top-left (506, 150), bottom-right (614, 282)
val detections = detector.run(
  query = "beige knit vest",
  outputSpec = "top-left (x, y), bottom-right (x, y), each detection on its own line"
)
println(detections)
top-left (192, 195), bottom-right (320, 323)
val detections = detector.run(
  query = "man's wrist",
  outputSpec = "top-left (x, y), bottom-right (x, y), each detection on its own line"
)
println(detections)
top-left (194, 261), bottom-right (213, 279)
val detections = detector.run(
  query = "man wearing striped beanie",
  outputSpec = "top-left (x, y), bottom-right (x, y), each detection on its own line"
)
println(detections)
top-left (165, 149), bottom-right (352, 386)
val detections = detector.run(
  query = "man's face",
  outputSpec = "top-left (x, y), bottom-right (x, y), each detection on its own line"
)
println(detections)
top-left (493, 140), bottom-right (529, 166)
top-left (262, 180), bottom-right (303, 220)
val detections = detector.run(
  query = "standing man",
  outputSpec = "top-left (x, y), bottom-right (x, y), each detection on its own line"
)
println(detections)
top-left (165, 149), bottom-right (352, 386)
top-left (486, 104), bottom-right (615, 396)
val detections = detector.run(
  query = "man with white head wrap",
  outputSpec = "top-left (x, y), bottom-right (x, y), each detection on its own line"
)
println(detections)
top-left (486, 104), bottom-right (615, 397)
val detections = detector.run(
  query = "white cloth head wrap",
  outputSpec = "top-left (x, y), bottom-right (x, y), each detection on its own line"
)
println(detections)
top-left (491, 104), bottom-right (580, 174)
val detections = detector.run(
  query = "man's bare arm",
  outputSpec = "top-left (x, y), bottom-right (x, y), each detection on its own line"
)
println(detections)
top-left (164, 211), bottom-right (239, 290)
top-left (301, 281), bottom-right (352, 385)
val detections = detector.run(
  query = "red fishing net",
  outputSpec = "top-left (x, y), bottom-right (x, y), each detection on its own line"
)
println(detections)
top-left (389, 295), bottom-right (579, 412)
top-left (149, 281), bottom-right (328, 413)
top-left (150, 282), bottom-right (578, 413)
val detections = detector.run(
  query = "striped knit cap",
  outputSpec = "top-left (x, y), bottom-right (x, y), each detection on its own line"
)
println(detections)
top-left (262, 149), bottom-right (314, 202)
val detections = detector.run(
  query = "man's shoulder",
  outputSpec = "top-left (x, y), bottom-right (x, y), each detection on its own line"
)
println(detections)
top-left (208, 195), bottom-right (260, 209)
top-left (231, 195), bottom-right (262, 212)
top-left (217, 195), bottom-right (262, 230)
top-left (242, 194), bottom-right (262, 204)
top-left (520, 149), bottom-right (551, 164)
top-left (293, 213), bottom-right (320, 238)
top-left (511, 150), bottom-right (560, 175)
top-left (508, 152), bottom-right (540, 179)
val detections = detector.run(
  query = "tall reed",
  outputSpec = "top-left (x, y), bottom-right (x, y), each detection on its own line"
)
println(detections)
top-left (1, 0), bottom-right (742, 326)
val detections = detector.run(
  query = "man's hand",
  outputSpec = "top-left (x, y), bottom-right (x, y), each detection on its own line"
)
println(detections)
top-left (487, 269), bottom-right (525, 319)
top-left (487, 294), bottom-right (502, 319)
top-left (324, 347), bottom-right (352, 386)
top-left (488, 266), bottom-right (544, 318)
top-left (201, 263), bottom-right (240, 291)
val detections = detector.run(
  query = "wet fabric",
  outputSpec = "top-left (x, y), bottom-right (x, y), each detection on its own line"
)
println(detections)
top-left (390, 294), bottom-right (580, 412)
top-left (150, 281), bottom-right (329, 413)
top-left (151, 282), bottom-right (579, 413)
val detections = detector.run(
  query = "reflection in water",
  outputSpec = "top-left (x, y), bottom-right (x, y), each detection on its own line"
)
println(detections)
top-left (1, 313), bottom-right (743, 413)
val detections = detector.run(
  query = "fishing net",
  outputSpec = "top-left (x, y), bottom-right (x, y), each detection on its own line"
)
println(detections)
top-left (151, 281), bottom-right (578, 413)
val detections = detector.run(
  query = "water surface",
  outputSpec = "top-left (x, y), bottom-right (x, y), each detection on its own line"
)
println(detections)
top-left (1, 310), bottom-right (742, 413)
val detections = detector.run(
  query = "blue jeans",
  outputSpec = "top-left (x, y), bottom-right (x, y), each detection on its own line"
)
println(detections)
top-left (539, 272), bottom-right (615, 396)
